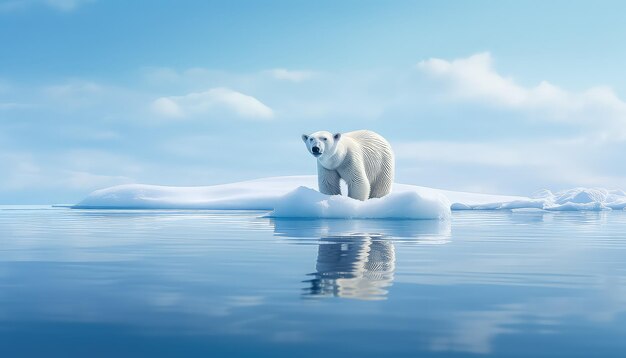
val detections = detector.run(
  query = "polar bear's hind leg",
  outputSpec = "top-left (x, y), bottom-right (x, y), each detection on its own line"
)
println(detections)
top-left (369, 177), bottom-right (392, 199)
top-left (369, 161), bottom-right (394, 198)
top-left (347, 175), bottom-right (370, 201)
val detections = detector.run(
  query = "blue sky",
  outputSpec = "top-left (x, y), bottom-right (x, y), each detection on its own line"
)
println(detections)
top-left (2, 0), bottom-right (626, 203)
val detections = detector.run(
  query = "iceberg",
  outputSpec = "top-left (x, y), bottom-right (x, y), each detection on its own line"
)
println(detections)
top-left (73, 175), bottom-right (626, 219)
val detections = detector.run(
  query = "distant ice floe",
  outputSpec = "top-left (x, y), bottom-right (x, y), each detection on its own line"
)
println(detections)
top-left (535, 188), bottom-right (626, 211)
top-left (451, 187), bottom-right (626, 211)
top-left (73, 176), bottom-right (626, 219)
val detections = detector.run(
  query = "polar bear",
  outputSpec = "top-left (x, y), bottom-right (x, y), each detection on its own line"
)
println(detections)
top-left (301, 130), bottom-right (394, 201)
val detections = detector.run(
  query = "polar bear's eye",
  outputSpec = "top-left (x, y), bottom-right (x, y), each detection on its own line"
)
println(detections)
top-left (322, 137), bottom-right (327, 141)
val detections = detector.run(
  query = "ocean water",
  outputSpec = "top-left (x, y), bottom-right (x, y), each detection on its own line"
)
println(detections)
top-left (1, 207), bottom-right (626, 357)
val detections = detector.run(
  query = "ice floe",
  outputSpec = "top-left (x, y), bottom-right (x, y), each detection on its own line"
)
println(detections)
top-left (73, 176), bottom-right (626, 219)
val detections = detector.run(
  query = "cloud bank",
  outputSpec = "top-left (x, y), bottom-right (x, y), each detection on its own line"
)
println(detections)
top-left (417, 52), bottom-right (626, 139)
top-left (151, 88), bottom-right (274, 120)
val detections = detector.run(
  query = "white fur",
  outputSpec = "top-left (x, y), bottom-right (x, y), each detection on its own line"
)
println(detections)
top-left (302, 130), bottom-right (395, 201)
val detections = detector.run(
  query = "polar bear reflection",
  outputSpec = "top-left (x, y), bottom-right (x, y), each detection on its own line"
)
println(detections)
top-left (271, 218), bottom-right (450, 300)
top-left (305, 235), bottom-right (395, 300)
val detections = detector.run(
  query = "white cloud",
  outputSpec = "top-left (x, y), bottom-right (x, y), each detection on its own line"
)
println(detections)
top-left (418, 53), bottom-right (526, 106)
top-left (151, 87), bottom-right (274, 120)
top-left (417, 52), bottom-right (626, 138)
top-left (266, 68), bottom-right (316, 82)
top-left (151, 97), bottom-right (183, 118)
top-left (139, 66), bottom-right (391, 121)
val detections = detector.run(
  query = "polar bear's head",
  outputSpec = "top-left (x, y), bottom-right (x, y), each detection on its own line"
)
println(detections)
top-left (302, 131), bottom-right (342, 158)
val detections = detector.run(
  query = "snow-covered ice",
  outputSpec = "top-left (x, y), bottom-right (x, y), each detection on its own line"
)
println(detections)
top-left (73, 175), bottom-right (626, 219)
top-left (268, 186), bottom-right (451, 220)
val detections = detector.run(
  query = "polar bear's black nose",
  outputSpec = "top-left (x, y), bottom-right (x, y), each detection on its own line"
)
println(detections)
top-left (312, 146), bottom-right (320, 153)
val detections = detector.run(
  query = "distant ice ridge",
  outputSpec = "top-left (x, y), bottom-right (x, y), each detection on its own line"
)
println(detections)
top-left (450, 188), bottom-right (626, 211)
top-left (73, 176), bottom-right (626, 219)
top-left (534, 188), bottom-right (626, 211)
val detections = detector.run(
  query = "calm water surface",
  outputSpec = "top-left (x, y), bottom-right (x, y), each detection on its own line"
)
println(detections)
top-left (1, 206), bottom-right (626, 357)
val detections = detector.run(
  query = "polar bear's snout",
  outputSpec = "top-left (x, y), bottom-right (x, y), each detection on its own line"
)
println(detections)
top-left (302, 133), bottom-right (326, 157)
top-left (310, 146), bottom-right (323, 157)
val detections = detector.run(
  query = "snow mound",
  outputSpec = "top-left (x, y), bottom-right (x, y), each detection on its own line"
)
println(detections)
top-left (268, 186), bottom-right (451, 220)
top-left (74, 176), bottom-right (316, 210)
top-left (73, 175), bottom-right (626, 217)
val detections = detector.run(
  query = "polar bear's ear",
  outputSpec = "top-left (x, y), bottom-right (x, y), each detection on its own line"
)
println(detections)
top-left (301, 134), bottom-right (309, 142)
top-left (333, 133), bottom-right (341, 141)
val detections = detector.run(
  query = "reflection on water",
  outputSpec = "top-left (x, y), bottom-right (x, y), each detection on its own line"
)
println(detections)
top-left (270, 218), bottom-right (451, 300)
top-left (305, 235), bottom-right (395, 300)
top-left (3, 208), bottom-right (626, 357)
top-left (270, 217), bottom-right (452, 240)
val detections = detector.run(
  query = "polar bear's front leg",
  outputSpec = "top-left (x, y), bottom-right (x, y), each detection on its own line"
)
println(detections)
top-left (317, 164), bottom-right (341, 195)
top-left (346, 173), bottom-right (370, 201)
